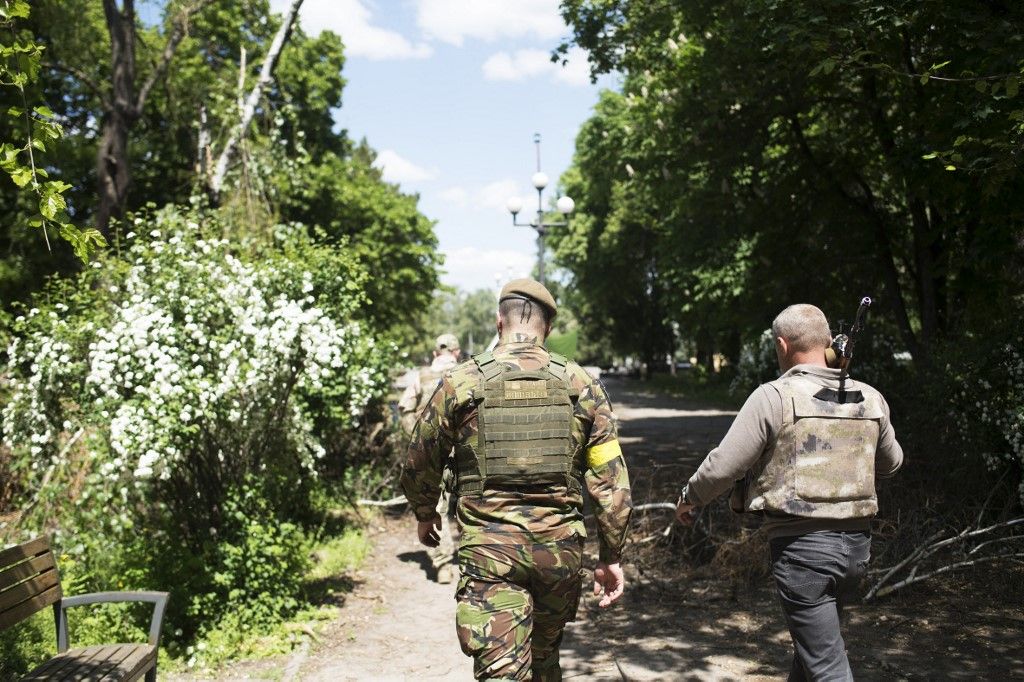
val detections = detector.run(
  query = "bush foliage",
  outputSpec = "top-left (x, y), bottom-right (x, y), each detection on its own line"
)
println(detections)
top-left (0, 206), bottom-right (395, 666)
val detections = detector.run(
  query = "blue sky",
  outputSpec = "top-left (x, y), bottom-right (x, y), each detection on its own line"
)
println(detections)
top-left (267, 0), bottom-right (617, 292)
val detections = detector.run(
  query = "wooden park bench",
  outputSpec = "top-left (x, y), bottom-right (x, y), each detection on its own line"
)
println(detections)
top-left (0, 536), bottom-right (169, 681)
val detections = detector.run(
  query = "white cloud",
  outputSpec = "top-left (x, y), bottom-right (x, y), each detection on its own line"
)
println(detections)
top-left (482, 49), bottom-right (550, 81)
top-left (441, 246), bottom-right (533, 291)
top-left (415, 0), bottom-right (564, 46)
top-left (439, 186), bottom-right (470, 207)
top-left (477, 179), bottom-right (524, 211)
top-left (272, 0), bottom-right (433, 60)
top-left (375, 149), bottom-right (438, 183)
top-left (482, 47), bottom-right (591, 86)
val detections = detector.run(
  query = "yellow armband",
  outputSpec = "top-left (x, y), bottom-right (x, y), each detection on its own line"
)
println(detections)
top-left (586, 439), bottom-right (622, 468)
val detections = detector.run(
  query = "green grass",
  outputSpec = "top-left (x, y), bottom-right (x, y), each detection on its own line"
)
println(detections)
top-left (307, 528), bottom-right (371, 582)
top-left (169, 526), bottom-right (372, 674)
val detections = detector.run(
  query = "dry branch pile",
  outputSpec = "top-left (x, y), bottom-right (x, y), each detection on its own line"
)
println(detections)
top-left (866, 517), bottom-right (1024, 601)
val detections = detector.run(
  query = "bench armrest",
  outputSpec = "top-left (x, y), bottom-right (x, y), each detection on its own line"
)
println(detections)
top-left (56, 591), bottom-right (170, 652)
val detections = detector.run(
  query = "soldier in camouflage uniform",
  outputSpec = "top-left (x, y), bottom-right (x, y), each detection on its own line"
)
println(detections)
top-left (401, 278), bottom-right (632, 681)
top-left (398, 333), bottom-right (462, 583)
top-left (675, 304), bottom-right (904, 681)
top-left (398, 332), bottom-right (462, 434)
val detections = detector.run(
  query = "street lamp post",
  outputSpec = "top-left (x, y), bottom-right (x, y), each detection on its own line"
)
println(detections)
top-left (506, 133), bottom-right (574, 286)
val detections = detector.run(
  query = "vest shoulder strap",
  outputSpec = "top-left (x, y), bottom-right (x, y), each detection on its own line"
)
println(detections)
top-left (548, 353), bottom-right (585, 399)
top-left (472, 351), bottom-right (504, 381)
top-left (548, 350), bottom-right (573, 366)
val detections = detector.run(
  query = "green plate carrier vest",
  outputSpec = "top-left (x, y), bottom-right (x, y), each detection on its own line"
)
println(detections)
top-left (454, 351), bottom-right (581, 495)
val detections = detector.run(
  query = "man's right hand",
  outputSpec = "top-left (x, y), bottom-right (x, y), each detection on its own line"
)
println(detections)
top-left (417, 513), bottom-right (442, 547)
top-left (593, 562), bottom-right (625, 607)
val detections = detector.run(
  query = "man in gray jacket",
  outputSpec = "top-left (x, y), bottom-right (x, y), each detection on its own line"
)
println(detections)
top-left (676, 304), bottom-right (903, 681)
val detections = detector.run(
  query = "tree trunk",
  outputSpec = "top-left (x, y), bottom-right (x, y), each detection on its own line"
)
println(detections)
top-left (96, 0), bottom-right (137, 236)
top-left (96, 0), bottom-right (211, 235)
top-left (787, 113), bottom-right (925, 364)
top-left (908, 197), bottom-right (940, 344)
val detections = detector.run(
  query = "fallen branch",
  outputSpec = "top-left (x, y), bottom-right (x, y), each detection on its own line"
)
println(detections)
top-left (357, 495), bottom-right (408, 507)
top-left (633, 502), bottom-right (677, 512)
top-left (872, 552), bottom-right (1024, 599)
top-left (209, 0), bottom-right (304, 197)
top-left (865, 516), bottom-right (1024, 601)
top-left (632, 522), bottom-right (675, 545)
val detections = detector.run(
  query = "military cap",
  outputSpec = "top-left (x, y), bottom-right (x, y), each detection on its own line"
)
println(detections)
top-left (435, 333), bottom-right (460, 351)
top-left (499, 278), bottom-right (557, 319)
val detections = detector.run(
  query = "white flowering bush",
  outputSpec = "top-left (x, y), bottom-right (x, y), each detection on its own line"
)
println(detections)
top-left (0, 205), bottom-right (395, 638)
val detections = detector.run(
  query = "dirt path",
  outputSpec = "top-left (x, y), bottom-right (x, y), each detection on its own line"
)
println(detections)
top-left (296, 524), bottom-right (472, 681)
top-left (187, 377), bottom-right (1024, 680)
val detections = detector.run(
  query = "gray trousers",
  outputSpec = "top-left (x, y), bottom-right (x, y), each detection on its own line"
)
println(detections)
top-left (770, 531), bottom-right (871, 681)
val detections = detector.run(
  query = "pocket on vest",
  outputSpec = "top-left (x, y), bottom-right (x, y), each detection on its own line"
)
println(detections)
top-left (792, 418), bottom-right (877, 503)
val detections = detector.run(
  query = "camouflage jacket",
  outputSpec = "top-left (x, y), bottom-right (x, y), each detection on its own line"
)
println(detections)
top-left (400, 335), bottom-right (633, 563)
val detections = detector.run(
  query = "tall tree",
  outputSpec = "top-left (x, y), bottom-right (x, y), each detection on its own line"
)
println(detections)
top-left (556, 0), bottom-right (1024, 366)
top-left (95, 0), bottom-right (210, 234)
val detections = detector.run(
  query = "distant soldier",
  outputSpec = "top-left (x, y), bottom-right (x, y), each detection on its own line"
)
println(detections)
top-left (398, 333), bottom-right (462, 434)
top-left (401, 278), bottom-right (632, 681)
top-left (676, 304), bottom-right (904, 681)
top-left (398, 332), bottom-right (461, 583)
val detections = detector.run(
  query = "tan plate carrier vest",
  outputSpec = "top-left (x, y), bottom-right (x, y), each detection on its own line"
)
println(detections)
top-left (734, 374), bottom-right (883, 519)
top-left (454, 351), bottom-right (581, 496)
top-left (415, 366), bottom-right (445, 415)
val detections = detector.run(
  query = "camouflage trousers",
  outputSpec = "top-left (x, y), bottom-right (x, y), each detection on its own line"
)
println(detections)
top-left (455, 537), bottom-right (584, 681)
top-left (429, 489), bottom-right (456, 581)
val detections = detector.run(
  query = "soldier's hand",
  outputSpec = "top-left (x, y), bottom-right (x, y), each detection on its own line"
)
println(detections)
top-left (593, 562), bottom-right (625, 608)
top-left (417, 514), bottom-right (442, 548)
top-left (675, 498), bottom-right (698, 525)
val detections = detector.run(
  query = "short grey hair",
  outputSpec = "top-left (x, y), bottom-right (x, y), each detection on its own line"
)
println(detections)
top-left (772, 304), bottom-right (832, 353)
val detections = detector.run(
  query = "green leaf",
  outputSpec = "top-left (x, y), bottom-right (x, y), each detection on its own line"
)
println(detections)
top-left (921, 152), bottom-right (938, 160)
top-left (944, 165), bottom-right (957, 171)
top-left (39, 121), bottom-right (62, 140)
top-left (9, 1), bottom-right (31, 18)
top-left (7, 106), bottom-right (23, 118)
top-left (10, 166), bottom-right (33, 187)
top-left (1006, 77), bottom-right (1019, 98)
top-left (0, 143), bottom-right (17, 165)
top-left (920, 74), bottom-right (930, 85)
top-left (32, 105), bottom-right (54, 119)
top-left (82, 228), bottom-right (107, 248)
top-left (40, 187), bottom-right (67, 219)
top-left (929, 60), bottom-right (951, 72)
top-left (30, 138), bottom-right (45, 152)
top-left (810, 58), bottom-right (835, 77)
top-left (0, 0), bottom-right (30, 19)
